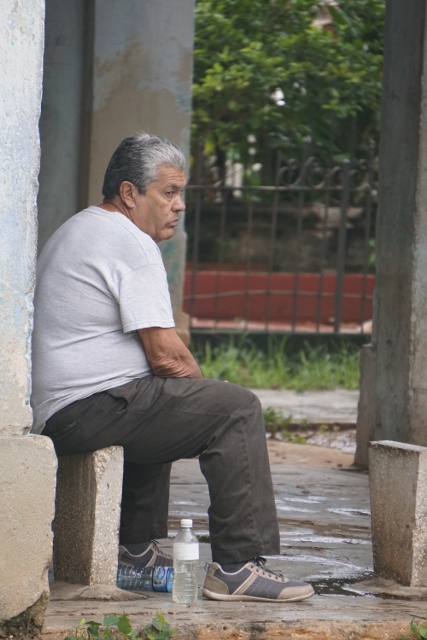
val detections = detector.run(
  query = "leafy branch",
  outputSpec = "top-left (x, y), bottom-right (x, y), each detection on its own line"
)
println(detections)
top-left (402, 615), bottom-right (427, 640)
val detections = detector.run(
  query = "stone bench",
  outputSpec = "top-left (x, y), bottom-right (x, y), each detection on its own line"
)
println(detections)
top-left (369, 440), bottom-right (427, 587)
top-left (53, 446), bottom-right (123, 585)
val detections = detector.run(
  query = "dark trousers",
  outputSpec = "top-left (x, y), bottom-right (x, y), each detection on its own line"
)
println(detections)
top-left (42, 376), bottom-right (280, 564)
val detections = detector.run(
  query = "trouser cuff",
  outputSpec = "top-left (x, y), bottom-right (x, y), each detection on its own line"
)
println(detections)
top-left (211, 540), bottom-right (280, 565)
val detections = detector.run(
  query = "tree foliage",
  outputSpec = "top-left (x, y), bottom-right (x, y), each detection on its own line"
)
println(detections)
top-left (192, 0), bottom-right (385, 165)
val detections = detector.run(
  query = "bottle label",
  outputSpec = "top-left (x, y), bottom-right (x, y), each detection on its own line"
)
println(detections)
top-left (173, 542), bottom-right (199, 560)
top-left (152, 566), bottom-right (174, 592)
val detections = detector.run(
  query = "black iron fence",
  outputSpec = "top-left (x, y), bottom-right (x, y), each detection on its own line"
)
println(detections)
top-left (184, 155), bottom-right (377, 334)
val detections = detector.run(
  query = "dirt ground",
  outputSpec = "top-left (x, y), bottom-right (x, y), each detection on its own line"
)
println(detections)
top-left (267, 438), bottom-right (356, 468)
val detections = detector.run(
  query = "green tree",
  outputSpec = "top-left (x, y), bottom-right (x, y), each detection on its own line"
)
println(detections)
top-left (191, 0), bottom-right (385, 172)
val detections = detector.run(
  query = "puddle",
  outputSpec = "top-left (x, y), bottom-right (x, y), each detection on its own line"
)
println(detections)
top-left (274, 553), bottom-right (368, 572)
top-left (276, 505), bottom-right (315, 513)
top-left (311, 572), bottom-right (375, 597)
top-left (281, 535), bottom-right (369, 545)
top-left (169, 507), bottom-right (207, 517)
top-left (279, 495), bottom-right (327, 504)
top-left (327, 508), bottom-right (371, 517)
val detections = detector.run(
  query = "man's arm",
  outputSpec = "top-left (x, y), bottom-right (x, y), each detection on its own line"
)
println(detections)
top-left (138, 327), bottom-right (203, 379)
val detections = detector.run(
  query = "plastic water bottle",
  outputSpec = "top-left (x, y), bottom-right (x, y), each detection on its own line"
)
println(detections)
top-left (172, 518), bottom-right (199, 604)
top-left (116, 564), bottom-right (174, 592)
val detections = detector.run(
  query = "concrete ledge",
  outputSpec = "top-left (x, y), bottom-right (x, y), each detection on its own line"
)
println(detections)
top-left (49, 581), bottom-right (146, 602)
top-left (53, 446), bottom-right (123, 586)
top-left (164, 621), bottom-right (426, 640)
top-left (369, 439), bottom-right (427, 586)
top-left (43, 579), bottom-right (427, 639)
top-left (0, 435), bottom-right (56, 625)
top-left (355, 575), bottom-right (427, 600)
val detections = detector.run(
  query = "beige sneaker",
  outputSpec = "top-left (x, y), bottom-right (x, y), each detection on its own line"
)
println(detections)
top-left (202, 557), bottom-right (314, 602)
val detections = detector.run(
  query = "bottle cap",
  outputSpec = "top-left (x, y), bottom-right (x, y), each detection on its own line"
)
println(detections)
top-left (180, 518), bottom-right (193, 528)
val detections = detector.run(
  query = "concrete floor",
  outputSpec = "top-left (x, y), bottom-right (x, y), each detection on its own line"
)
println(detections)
top-left (45, 437), bottom-right (427, 640)
top-left (251, 388), bottom-right (359, 425)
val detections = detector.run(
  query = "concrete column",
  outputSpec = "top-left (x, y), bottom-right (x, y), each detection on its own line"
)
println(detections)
top-left (38, 0), bottom-right (94, 253)
top-left (355, 345), bottom-right (377, 467)
top-left (88, 0), bottom-right (195, 342)
top-left (367, 0), bottom-right (427, 444)
top-left (0, 0), bottom-right (57, 634)
top-left (369, 441), bottom-right (427, 586)
top-left (53, 447), bottom-right (123, 586)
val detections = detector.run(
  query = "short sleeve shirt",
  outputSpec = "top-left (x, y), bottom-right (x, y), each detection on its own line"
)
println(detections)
top-left (31, 206), bottom-right (175, 433)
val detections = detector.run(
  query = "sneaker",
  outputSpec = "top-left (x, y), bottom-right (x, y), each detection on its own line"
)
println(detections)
top-left (202, 557), bottom-right (314, 602)
top-left (119, 541), bottom-right (173, 568)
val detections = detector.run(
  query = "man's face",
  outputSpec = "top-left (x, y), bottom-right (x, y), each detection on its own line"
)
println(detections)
top-left (131, 166), bottom-right (186, 243)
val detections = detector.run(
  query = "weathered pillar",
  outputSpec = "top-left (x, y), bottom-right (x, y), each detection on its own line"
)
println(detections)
top-left (38, 0), bottom-right (93, 252)
top-left (355, 344), bottom-right (377, 467)
top-left (88, 0), bottom-right (195, 343)
top-left (369, 441), bottom-right (427, 586)
top-left (0, 0), bottom-right (57, 635)
top-left (356, 0), bottom-right (427, 453)
top-left (38, 1), bottom-right (195, 341)
top-left (53, 447), bottom-right (123, 585)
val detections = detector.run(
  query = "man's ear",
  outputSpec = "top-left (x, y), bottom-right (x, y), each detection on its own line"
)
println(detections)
top-left (119, 181), bottom-right (138, 208)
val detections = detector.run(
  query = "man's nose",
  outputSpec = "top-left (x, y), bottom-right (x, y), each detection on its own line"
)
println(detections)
top-left (173, 195), bottom-right (186, 211)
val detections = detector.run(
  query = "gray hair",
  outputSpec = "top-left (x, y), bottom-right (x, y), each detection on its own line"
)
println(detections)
top-left (102, 132), bottom-right (186, 199)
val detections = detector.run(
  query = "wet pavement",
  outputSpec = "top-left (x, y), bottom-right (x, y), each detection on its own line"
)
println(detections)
top-left (44, 389), bottom-right (427, 640)
top-left (251, 387), bottom-right (359, 426)
top-left (167, 441), bottom-right (372, 589)
top-left (253, 387), bottom-right (359, 454)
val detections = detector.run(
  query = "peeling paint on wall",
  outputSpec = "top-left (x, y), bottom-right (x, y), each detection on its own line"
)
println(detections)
top-left (0, 0), bottom-right (44, 434)
top-left (37, 0), bottom-right (195, 344)
top-left (88, 0), bottom-right (195, 333)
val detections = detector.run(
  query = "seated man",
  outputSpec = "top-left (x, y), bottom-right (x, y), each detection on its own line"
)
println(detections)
top-left (32, 132), bottom-right (314, 603)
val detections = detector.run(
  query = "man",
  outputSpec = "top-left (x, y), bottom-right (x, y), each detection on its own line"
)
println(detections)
top-left (32, 132), bottom-right (314, 602)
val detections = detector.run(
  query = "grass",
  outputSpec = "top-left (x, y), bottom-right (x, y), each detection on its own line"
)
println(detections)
top-left (262, 407), bottom-right (308, 442)
top-left (193, 336), bottom-right (360, 391)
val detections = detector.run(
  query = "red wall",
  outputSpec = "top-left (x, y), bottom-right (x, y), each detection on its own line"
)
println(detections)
top-left (184, 271), bottom-right (374, 324)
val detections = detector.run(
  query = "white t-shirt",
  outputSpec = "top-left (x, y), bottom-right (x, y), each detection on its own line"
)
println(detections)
top-left (31, 206), bottom-right (175, 433)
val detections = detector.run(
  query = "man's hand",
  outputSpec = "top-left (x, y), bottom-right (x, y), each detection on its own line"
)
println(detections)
top-left (138, 327), bottom-right (203, 379)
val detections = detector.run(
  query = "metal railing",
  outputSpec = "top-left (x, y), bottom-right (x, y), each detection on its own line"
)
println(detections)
top-left (184, 155), bottom-right (376, 334)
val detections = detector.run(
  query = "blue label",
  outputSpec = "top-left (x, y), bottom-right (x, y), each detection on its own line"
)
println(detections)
top-left (152, 566), bottom-right (174, 592)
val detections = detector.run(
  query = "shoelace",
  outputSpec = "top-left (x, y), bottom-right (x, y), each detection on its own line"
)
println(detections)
top-left (252, 556), bottom-right (286, 582)
top-left (204, 556), bottom-right (287, 581)
top-left (151, 539), bottom-right (172, 560)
